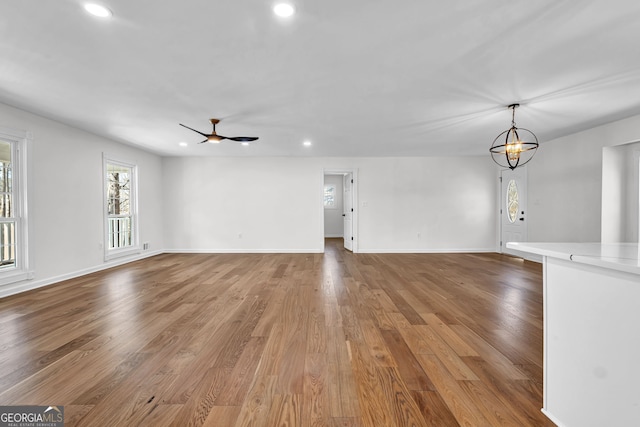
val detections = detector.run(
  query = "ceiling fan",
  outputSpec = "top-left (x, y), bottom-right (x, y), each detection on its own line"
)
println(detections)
top-left (179, 118), bottom-right (259, 144)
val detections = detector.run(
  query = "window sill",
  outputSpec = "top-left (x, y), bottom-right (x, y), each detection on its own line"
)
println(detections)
top-left (105, 246), bottom-right (141, 262)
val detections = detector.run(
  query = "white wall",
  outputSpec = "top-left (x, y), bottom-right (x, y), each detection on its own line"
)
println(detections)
top-left (0, 102), bottom-right (165, 297)
top-left (163, 156), bottom-right (497, 253)
top-left (528, 114), bottom-right (640, 243)
top-left (602, 141), bottom-right (640, 243)
top-left (602, 145), bottom-right (627, 243)
top-left (622, 144), bottom-right (640, 242)
top-left (162, 157), bottom-right (324, 252)
top-left (323, 174), bottom-right (344, 237)
top-left (356, 157), bottom-right (496, 252)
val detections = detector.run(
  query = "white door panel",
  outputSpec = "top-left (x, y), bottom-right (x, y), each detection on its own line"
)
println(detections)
top-left (500, 167), bottom-right (527, 256)
top-left (343, 173), bottom-right (353, 251)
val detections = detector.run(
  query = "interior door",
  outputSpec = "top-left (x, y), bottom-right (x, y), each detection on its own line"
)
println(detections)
top-left (500, 166), bottom-right (528, 256)
top-left (343, 173), bottom-right (353, 251)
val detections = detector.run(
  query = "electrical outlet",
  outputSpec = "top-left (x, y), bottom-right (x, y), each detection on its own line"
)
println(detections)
top-left (143, 242), bottom-right (149, 250)
top-left (238, 233), bottom-right (242, 239)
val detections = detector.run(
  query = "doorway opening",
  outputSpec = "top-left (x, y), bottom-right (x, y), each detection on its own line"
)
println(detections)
top-left (323, 169), bottom-right (358, 253)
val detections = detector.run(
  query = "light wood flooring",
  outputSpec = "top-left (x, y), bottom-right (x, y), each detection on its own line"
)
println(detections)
top-left (0, 239), bottom-right (555, 426)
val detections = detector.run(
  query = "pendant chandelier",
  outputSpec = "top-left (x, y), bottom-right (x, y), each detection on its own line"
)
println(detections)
top-left (489, 104), bottom-right (538, 170)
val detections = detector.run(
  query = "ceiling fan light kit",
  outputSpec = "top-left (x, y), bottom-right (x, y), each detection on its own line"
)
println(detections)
top-left (179, 118), bottom-right (258, 145)
top-left (489, 104), bottom-right (539, 170)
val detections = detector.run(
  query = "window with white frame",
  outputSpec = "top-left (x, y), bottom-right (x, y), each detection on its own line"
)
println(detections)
top-left (104, 156), bottom-right (138, 260)
top-left (0, 143), bottom-right (14, 268)
top-left (0, 128), bottom-right (32, 285)
top-left (324, 184), bottom-right (336, 208)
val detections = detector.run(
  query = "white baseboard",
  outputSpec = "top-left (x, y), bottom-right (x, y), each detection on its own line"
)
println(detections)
top-left (541, 409), bottom-right (565, 427)
top-left (0, 250), bottom-right (163, 299)
top-left (324, 234), bottom-right (343, 238)
top-left (168, 247), bottom-right (497, 254)
top-left (357, 248), bottom-right (496, 254)
top-left (163, 248), bottom-right (324, 254)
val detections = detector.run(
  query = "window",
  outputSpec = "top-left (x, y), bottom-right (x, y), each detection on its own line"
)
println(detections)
top-left (104, 156), bottom-right (138, 260)
top-left (0, 128), bottom-right (32, 285)
top-left (507, 179), bottom-right (519, 223)
top-left (0, 143), bottom-right (14, 268)
top-left (324, 184), bottom-right (336, 208)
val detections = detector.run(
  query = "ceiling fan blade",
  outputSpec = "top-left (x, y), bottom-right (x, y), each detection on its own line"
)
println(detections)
top-left (179, 123), bottom-right (208, 137)
top-left (198, 138), bottom-right (209, 144)
top-left (228, 136), bottom-right (259, 142)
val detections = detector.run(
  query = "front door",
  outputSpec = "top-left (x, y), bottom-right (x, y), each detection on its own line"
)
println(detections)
top-left (500, 167), bottom-right (527, 256)
top-left (343, 173), bottom-right (353, 251)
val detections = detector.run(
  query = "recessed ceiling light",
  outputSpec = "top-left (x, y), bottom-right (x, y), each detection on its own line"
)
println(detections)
top-left (273, 3), bottom-right (295, 17)
top-left (84, 3), bottom-right (113, 18)
top-left (303, 140), bottom-right (312, 147)
top-left (178, 142), bottom-right (188, 147)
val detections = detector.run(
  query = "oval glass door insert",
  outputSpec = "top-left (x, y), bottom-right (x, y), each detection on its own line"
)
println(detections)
top-left (507, 179), bottom-right (519, 223)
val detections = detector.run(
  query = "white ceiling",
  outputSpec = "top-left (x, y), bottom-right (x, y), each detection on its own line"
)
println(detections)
top-left (2, 0), bottom-right (640, 157)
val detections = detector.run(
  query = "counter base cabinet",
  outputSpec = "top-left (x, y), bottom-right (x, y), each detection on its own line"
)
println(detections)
top-left (543, 257), bottom-right (640, 427)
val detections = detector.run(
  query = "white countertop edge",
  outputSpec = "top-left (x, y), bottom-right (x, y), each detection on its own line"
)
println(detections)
top-left (506, 242), bottom-right (640, 275)
top-left (506, 242), bottom-right (573, 261)
top-left (569, 254), bottom-right (640, 275)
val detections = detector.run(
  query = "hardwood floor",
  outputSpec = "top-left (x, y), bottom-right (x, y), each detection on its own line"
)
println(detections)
top-left (0, 239), bottom-right (555, 426)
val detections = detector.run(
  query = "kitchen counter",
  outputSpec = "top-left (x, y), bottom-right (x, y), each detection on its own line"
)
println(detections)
top-left (507, 242), bottom-right (640, 427)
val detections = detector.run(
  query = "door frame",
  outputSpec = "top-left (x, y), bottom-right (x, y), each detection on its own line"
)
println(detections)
top-left (322, 168), bottom-right (358, 253)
